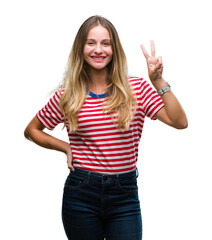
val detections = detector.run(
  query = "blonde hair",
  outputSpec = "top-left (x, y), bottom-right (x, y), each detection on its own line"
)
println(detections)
top-left (59, 15), bottom-right (137, 132)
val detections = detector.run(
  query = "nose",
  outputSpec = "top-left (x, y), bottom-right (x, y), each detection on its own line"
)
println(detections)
top-left (94, 43), bottom-right (103, 54)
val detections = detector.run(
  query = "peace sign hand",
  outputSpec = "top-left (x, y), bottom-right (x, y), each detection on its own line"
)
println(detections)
top-left (140, 41), bottom-right (163, 82)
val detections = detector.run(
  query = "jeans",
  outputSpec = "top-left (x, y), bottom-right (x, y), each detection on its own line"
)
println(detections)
top-left (62, 167), bottom-right (142, 240)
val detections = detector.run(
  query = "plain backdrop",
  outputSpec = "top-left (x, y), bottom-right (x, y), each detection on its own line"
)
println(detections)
top-left (0, 0), bottom-right (212, 239)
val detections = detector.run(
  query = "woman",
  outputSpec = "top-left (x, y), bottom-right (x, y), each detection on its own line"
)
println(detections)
top-left (24, 15), bottom-right (187, 240)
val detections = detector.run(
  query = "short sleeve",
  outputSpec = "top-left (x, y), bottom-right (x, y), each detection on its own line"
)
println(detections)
top-left (137, 78), bottom-right (164, 119)
top-left (36, 90), bottom-right (65, 130)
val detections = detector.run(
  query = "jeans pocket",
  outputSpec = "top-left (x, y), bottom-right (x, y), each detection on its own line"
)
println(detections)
top-left (64, 173), bottom-right (88, 189)
top-left (117, 177), bottom-right (138, 193)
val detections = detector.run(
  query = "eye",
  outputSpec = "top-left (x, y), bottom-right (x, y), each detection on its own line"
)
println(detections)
top-left (103, 42), bottom-right (110, 46)
top-left (87, 42), bottom-right (94, 45)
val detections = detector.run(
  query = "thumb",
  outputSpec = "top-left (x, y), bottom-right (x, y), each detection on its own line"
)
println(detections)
top-left (67, 154), bottom-right (74, 171)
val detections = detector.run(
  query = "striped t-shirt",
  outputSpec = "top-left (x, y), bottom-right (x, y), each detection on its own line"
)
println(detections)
top-left (36, 77), bottom-right (164, 174)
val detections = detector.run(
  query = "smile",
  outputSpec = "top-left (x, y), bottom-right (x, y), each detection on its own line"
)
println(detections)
top-left (91, 56), bottom-right (106, 59)
top-left (90, 56), bottom-right (106, 62)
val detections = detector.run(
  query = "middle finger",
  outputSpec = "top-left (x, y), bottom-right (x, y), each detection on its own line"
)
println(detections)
top-left (151, 40), bottom-right (156, 57)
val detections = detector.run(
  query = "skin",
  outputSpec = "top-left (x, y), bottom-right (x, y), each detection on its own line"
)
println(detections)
top-left (84, 25), bottom-right (113, 94)
top-left (141, 41), bottom-right (188, 129)
top-left (24, 28), bottom-right (188, 171)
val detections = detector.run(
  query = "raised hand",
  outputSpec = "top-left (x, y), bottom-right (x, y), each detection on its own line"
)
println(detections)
top-left (140, 40), bottom-right (163, 82)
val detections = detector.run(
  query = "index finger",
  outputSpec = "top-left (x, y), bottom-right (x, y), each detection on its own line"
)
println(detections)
top-left (140, 44), bottom-right (150, 60)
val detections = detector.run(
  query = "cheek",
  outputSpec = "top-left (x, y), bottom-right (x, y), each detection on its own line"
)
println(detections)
top-left (108, 47), bottom-right (113, 57)
top-left (84, 48), bottom-right (94, 61)
top-left (108, 52), bottom-right (113, 61)
top-left (83, 46), bottom-right (90, 57)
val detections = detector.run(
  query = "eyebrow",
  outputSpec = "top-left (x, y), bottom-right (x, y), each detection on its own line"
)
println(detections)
top-left (87, 39), bottom-right (111, 41)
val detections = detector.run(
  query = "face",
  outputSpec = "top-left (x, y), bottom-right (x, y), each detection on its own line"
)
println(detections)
top-left (83, 25), bottom-right (113, 71)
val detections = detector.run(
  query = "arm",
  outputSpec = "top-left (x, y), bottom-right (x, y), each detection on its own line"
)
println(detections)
top-left (151, 78), bottom-right (187, 129)
top-left (140, 41), bottom-right (188, 129)
top-left (24, 116), bottom-right (74, 170)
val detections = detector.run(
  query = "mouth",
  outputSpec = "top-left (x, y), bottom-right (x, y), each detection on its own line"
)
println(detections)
top-left (90, 56), bottom-right (106, 62)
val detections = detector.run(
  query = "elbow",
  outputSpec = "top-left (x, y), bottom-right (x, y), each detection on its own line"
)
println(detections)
top-left (24, 116), bottom-right (44, 140)
top-left (183, 119), bottom-right (188, 129)
top-left (24, 127), bottom-right (30, 140)
top-left (176, 122), bottom-right (188, 129)
top-left (175, 117), bottom-right (188, 129)
top-left (180, 114), bottom-right (188, 129)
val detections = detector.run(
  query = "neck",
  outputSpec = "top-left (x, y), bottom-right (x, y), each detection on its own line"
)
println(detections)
top-left (87, 68), bottom-right (108, 94)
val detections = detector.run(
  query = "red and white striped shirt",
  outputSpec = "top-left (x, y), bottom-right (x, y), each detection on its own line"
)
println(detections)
top-left (37, 77), bottom-right (164, 174)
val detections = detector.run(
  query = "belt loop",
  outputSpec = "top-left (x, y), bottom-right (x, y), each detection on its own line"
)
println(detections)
top-left (116, 173), bottom-right (119, 183)
top-left (136, 168), bottom-right (139, 178)
top-left (88, 171), bottom-right (91, 181)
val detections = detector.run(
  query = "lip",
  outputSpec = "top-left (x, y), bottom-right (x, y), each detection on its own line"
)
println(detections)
top-left (90, 56), bottom-right (106, 63)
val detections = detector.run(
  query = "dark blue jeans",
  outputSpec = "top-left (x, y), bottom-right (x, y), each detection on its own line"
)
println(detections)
top-left (62, 168), bottom-right (142, 240)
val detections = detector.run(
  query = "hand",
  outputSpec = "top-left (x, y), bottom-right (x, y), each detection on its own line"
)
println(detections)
top-left (140, 40), bottom-right (163, 82)
top-left (66, 149), bottom-right (74, 171)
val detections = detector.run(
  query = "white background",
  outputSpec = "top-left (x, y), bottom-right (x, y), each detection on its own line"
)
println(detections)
top-left (1, 0), bottom-right (212, 239)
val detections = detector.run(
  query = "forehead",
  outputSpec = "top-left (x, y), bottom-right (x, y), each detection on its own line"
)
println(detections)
top-left (87, 25), bottom-right (110, 39)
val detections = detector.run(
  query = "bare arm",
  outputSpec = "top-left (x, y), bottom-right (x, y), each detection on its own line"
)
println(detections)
top-left (140, 41), bottom-right (188, 129)
top-left (151, 79), bottom-right (187, 129)
top-left (24, 116), bottom-right (74, 170)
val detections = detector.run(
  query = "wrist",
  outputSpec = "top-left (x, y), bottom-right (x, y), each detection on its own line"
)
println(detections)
top-left (157, 82), bottom-right (171, 96)
top-left (62, 142), bottom-right (71, 155)
top-left (151, 78), bottom-right (167, 91)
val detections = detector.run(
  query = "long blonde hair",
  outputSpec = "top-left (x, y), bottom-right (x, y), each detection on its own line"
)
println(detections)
top-left (59, 15), bottom-right (137, 132)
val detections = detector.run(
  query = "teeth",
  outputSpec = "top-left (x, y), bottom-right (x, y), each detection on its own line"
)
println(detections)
top-left (92, 57), bottom-right (104, 59)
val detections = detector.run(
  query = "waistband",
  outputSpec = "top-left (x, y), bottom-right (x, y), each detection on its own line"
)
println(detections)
top-left (70, 167), bottom-right (139, 182)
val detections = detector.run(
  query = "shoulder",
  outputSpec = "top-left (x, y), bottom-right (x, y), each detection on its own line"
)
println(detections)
top-left (47, 87), bottom-right (65, 105)
top-left (51, 87), bottom-right (65, 99)
top-left (58, 87), bottom-right (65, 97)
top-left (128, 76), bottom-right (148, 90)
